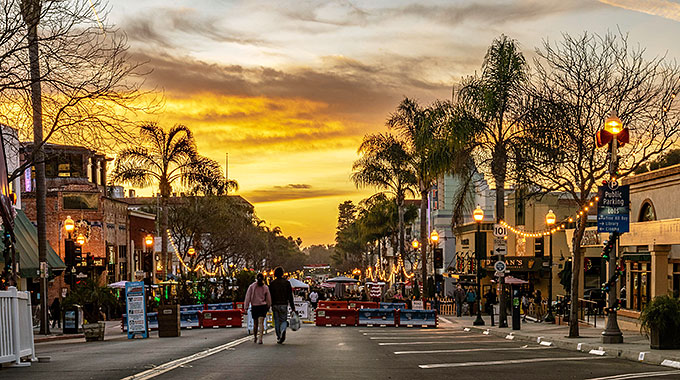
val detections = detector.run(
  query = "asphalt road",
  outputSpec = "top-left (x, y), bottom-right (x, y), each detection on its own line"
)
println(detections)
top-left (3, 320), bottom-right (679, 380)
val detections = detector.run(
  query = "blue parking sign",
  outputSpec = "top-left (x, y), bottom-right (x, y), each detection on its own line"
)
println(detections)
top-left (597, 183), bottom-right (630, 233)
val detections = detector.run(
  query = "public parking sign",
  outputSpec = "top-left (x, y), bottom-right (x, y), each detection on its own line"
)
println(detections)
top-left (597, 183), bottom-right (630, 233)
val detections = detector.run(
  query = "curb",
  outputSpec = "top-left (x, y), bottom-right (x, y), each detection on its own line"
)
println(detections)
top-left (464, 324), bottom-right (680, 368)
top-left (34, 334), bottom-right (84, 343)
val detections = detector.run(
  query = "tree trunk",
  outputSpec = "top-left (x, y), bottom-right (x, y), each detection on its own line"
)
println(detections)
top-left (420, 185), bottom-right (429, 300)
top-left (568, 214), bottom-right (588, 338)
top-left (22, 0), bottom-right (48, 335)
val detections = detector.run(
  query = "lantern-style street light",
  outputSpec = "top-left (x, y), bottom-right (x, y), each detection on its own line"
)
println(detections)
top-left (473, 205), bottom-right (485, 326)
top-left (545, 209), bottom-right (556, 323)
top-left (411, 239), bottom-right (420, 249)
top-left (75, 233), bottom-right (86, 246)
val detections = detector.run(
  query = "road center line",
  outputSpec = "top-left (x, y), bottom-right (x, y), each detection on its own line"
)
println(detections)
top-left (394, 346), bottom-right (552, 355)
top-left (419, 356), bottom-right (606, 369)
top-left (379, 339), bottom-right (507, 346)
top-left (585, 370), bottom-right (680, 380)
top-left (120, 335), bottom-right (253, 380)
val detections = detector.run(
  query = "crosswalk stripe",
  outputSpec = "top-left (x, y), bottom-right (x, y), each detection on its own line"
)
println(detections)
top-left (419, 356), bottom-right (606, 369)
top-left (379, 339), bottom-right (507, 346)
top-left (394, 346), bottom-right (552, 355)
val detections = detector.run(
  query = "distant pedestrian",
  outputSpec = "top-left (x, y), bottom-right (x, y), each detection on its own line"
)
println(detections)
top-left (309, 290), bottom-right (319, 309)
top-left (534, 290), bottom-right (543, 322)
top-left (521, 292), bottom-right (529, 322)
top-left (465, 287), bottom-right (476, 316)
top-left (244, 273), bottom-right (271, 344)
top-left (484, 289), bottom-right (497, 316)
top-left (50, 297), bottom-right (61, 329)
top-left (453, 284), bottom-right (466, 317)
top-left (269, 267), bottom-right (296, 344)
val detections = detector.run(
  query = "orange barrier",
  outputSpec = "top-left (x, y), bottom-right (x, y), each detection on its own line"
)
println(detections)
top-left (318, 301), bottom-right (348, 309)
top-left (315, 308), bottom-right (357, 326)
top-left (198, 310), bottom-right (242, 328)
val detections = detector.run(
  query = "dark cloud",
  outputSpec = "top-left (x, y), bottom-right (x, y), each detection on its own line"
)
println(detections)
top-left (243, 184), bottom-right (350, 203)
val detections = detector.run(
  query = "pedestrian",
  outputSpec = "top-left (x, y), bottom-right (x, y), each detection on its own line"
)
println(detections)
top-left (534, 290), bottom-right (543, 322)
top-left (484, 288), bottom-right (497, 316)
top-left (244, 273), bottom-right (271, 344)
top-left (269, 267), bottom-right (296, 344)
top-left (309, 290), bottom-right (319, 309)
top-left (453, 284), bottom-right (465, 317)
top-left (466, 287), bottom-right (476, 316)
top-left (521, 292), bottom-right (529, 322)
top-left (50, 297), bottom-right (61, 329)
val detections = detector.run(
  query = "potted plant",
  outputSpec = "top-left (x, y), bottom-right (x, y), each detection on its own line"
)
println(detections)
top-left (639, 295), bottom-right (680, 349)
top-left (64, 278), bottom-right (117, 341)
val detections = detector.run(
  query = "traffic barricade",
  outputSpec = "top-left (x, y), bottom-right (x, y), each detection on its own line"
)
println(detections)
top-left (318, 300), bottom-right (348, 309)
top-left (199, 310), bottom-right (242, 328)
top-left (205, 302), bottom-right (234, 311)
top-left (347, 301), bottom-right (378, 309)
top-left (315, 308), bottom-right (357, 326)
top-left (180, 310), bottom-right (200, 329)
top-left (357, 308), bottom-right (397, 327)
top-left (398, 309), bottom-right (438, 328)
top-left (180, 304), bottom-right (204, 312)
top-left (379, 302), bottom-right (407, 310)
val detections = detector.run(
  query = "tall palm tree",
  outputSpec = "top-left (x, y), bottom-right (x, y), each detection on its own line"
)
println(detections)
top-left (388, 98), bottom-right (475, 297)
top-left (458, 34), bottom-right (528, 325)
top-left (112, 123), bottom-right (231, 280)
top-left (351, 133), bottom-right (416, 267)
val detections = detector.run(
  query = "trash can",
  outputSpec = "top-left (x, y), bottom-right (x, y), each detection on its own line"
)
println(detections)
top-left (63, 305), bottom-right (81, 334)
top-left (158, 305), bottom-right (180, 337)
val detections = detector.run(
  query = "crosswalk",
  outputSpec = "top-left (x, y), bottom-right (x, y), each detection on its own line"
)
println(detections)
top-left (358, 325), bottom-right (680, 379)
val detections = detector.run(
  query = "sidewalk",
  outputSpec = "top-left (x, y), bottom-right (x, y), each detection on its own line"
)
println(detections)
top-left (440, 314), bottom-right (680, 369)
top-left (33, 320), bottom-right (121, 343)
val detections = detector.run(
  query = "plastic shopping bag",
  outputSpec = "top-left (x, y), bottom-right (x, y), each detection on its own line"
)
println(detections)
top-left (290, 311), bottom-right (301, 331)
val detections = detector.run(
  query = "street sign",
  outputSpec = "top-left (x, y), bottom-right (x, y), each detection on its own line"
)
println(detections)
top-left (597, 183), bottom-right (630, 233)
top-left (494, 260), bottom-right (507, 273)
top-left (495, 271), bottom-right (505, 277)
top-left (493, 237), bottom-right (507, 256)
top-left (493, 224), bottom-right (508, 237)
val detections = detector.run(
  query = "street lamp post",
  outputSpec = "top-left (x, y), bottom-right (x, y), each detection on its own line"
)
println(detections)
top-left (145, 234), bottom-right (154, 285)
top-left (64, 216), bottom-right (75, 289)
top-left (545, 209), bottom-right (556, 323)
top-left (473, 205), bottom-right (485, 326)
top-left (602, 112), bottom-right (624, 344)
top-left (411, 239), bottom-right (420, 296)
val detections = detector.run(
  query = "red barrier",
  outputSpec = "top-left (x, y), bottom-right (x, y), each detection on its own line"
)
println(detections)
top-left (235, 302), bottom-right (245, 315)
top-left (347, 301), bottom-right (378, 309)
top-left (315, 308), bottom-right (357, 326)
top-left (318, 301), bottom-right (348, 309)
top-left (199, 310), bottom-right (242, 328)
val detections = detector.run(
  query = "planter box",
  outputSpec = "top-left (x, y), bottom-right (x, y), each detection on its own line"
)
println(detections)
top-left (84, 321), bottom-right (105, 342)
top-left (650, 327), bottom-right (680, 349)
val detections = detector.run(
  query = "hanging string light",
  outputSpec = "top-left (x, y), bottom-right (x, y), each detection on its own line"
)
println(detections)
top-left (167, 230), bottom-right (224, 277)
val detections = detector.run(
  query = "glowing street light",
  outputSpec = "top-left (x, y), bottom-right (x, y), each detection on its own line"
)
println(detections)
top-left (75, 233), bottom-right (86, 246)
top-left (64, 216), bottom-right (75, 233)
top-left (430, 230), bottom-right (439, 243)
top-left (411, 239), bottom-right (420, 249)
top-left (144, 234), bottom-right (154, 247)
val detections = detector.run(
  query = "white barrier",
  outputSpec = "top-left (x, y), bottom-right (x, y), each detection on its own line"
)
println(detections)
top-left (0, 287), bottom-right (36, 367)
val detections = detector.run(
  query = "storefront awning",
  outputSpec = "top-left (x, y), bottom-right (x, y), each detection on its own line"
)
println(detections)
top-left (0, 209), bottom-right (65, 277)
top-left (621, 252), bottom-right (651, 262)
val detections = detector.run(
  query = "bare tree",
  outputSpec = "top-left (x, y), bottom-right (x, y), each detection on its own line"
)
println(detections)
top-left (525, 31), bottom-right (680, 338)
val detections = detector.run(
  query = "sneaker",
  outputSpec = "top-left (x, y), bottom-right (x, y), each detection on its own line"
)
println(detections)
top-left (258, 338), bottom-right (263, 344)
top-left (253, 336), bottom-right (257, 343)
top-left (280, 330), bottom-right (286, 344)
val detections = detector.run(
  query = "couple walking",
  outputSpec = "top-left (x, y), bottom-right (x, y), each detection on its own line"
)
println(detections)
top-left (244, 267), bottom-right (296, 344)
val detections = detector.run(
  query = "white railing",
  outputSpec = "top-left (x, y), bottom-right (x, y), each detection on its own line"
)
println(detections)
top-left (0, 287), bottom-right (36, 367)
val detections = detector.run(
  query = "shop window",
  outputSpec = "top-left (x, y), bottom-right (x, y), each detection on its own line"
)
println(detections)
top-left (673, 263), bottom-right (680, 298)
top-left (629, 262), bottom-right (652, 311)
top-left (63, 193), bottom-right (99, 210)
top-left (639, 201), bottom-right (656, 222)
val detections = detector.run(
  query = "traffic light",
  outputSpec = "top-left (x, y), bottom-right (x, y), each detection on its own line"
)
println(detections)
top-left (434, 248), bottom-right (443, 269)
top-left (65, 240), bottom-right (75, 267)
top-left (74, 246), bottom-right (82, 264)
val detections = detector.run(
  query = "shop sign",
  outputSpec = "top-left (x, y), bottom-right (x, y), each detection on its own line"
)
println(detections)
top-left (482, 257), bottom-right (542, 271)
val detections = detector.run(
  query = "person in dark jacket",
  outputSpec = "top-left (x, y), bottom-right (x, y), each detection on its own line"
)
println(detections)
top-left (269, 267), bottom-right (296, 344)
top-left (50, 297), bottom-right (61, 328)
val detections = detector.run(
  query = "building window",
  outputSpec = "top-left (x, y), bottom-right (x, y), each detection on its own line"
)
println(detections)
top-left (673, 263), bottom-right (680, 298)
top-left (63, 193), bottom-right (99, 210)
top-left (639, 201), bottom-right (656, 222)
top-left (629, 262), bottom-right (651, 311)
top-left (45, 153), bottom-right (84, 178)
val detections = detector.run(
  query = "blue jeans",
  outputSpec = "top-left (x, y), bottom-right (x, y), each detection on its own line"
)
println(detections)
top-left (272, 305), bottom-right (289, 339)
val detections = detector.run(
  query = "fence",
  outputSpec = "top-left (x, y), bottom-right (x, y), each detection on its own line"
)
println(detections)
top-left (0, 287), bottom-right (36, 367)
top-left (555, 295), bottom-right (603, 327)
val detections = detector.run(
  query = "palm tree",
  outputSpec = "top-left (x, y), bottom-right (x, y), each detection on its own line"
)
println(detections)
top-left (112, 123), bottom-right (231, 280)
top-left (457, 34), bottom-right (528, 325)
top-left (388, 98), bottom-right (475, 297)
top-left (351, 133), bottom-right (416, 267)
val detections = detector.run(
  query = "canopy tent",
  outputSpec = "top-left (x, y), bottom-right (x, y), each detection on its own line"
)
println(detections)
top-left (0, 209), bottom-right (65, 277)
top-left (326, 276), bottom-right (358, 283)
top-left (320, 282), bottom-right (335, 289)
top-left (289, 278), bottom-right (309, 289)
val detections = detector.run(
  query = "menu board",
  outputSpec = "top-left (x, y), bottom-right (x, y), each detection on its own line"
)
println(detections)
top-left (125, 281), bottom-right (148, 339)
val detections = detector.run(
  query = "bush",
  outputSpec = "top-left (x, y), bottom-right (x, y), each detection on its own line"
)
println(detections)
top-left (639, 295), bottom-right (680, 337)
top-left (63, 279), bottom-right (117, 324)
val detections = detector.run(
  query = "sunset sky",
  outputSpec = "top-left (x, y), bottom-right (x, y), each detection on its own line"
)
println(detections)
top-left (108, 0), bottom-right (680, 246)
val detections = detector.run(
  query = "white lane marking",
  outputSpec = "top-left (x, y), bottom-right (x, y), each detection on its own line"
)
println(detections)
top-left (379, 339), bottom-right (507, 346)
top-left (121, 335), bottom-right (253, 380)
top-left (419, 356), bottom-right (607, 369)
top-left (363, 331), bottom-right (461, 336)
top-left (394, 346), bottom-right (552, 355)
top-left (585, 370), bottom-right (680, 380)
top-left (370, 336), bottom-right (464, 340)
top-left (438, 316), bottom-right (453, 324)
top-left (661, 360), bottom-right (680, 369)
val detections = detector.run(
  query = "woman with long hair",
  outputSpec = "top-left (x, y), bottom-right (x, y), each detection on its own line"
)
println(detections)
top-left (244, 273), bottom-right (271, 344)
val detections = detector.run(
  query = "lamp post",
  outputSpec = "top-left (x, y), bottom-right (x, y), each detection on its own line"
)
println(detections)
top-left (545, 209), bottom-right (556, 323)
top-left (430, 230), bottom-right (439, 300)
top-left (64, 216), bottom-right (75, 288)
top-left (602, 112), bottom-right (624, 344)
top-left (145, 234), bottom-right (154, 285)
top-left (473, 205), bottom-right (485, 326)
